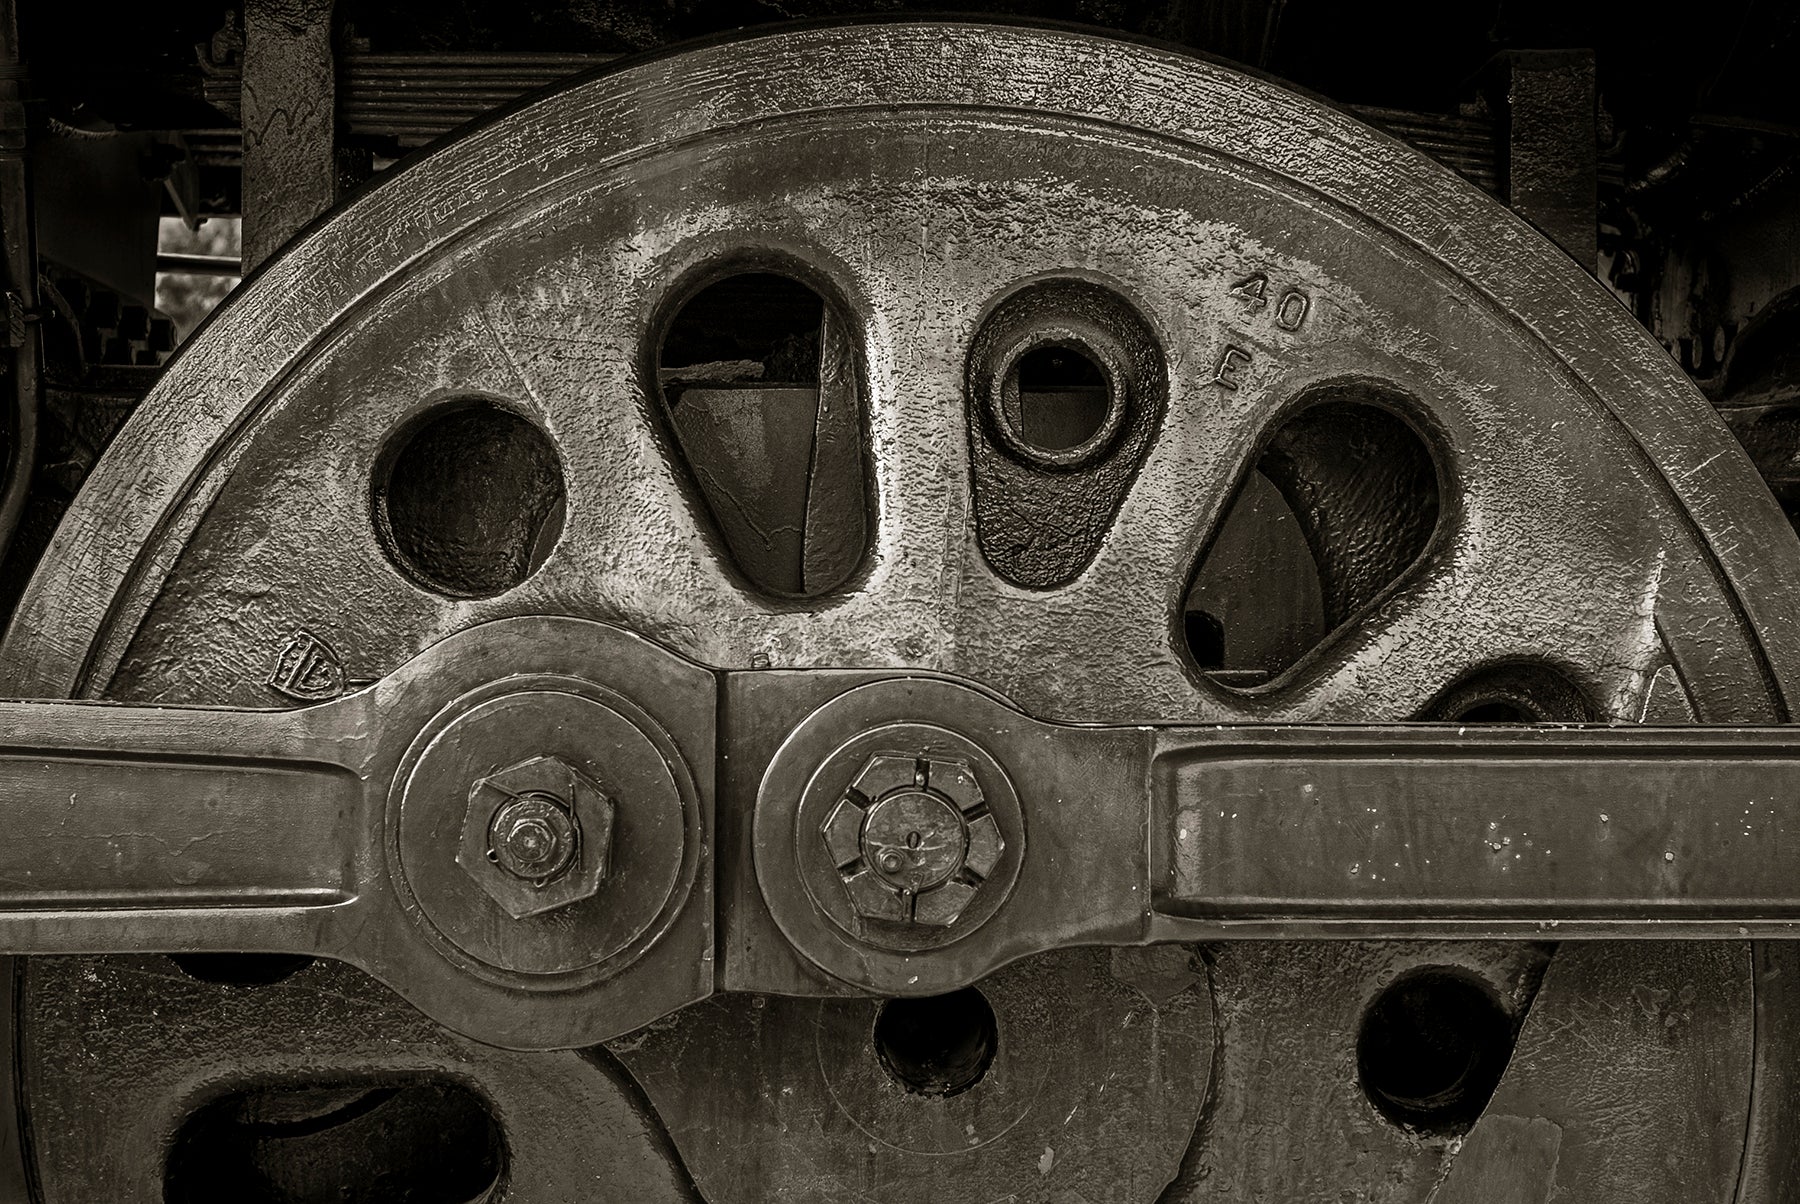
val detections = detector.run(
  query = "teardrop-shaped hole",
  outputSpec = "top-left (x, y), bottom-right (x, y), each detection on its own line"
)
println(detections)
top-left (1182, 470), bottom-right (1327, 683)
top-left (165, 1080), bottom-right (504, 1203)
top-left (1183, 380), bottom-right (1441, 685)
top-left (656, 269), bottom-right (867, 596)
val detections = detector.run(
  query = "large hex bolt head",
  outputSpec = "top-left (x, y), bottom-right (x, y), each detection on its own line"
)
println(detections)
top-left (457, 755), bottom-right (614, 919)
top-left (819, 754), bottom-right (1005, 928)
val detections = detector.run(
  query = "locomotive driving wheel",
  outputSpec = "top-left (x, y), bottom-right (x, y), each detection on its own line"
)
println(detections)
top-left (5, 20), bottom-right (1800, 1203)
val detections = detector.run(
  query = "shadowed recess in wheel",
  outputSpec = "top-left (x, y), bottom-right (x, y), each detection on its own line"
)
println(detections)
top-left (1357, 967), bottom-right (1516, 1135)
top-left (656, 269), bottom-right (868, 596)
top-left (1184, 381), bottom-right (1441, 684)
top-left (372, 399), bottom-right (565, 598)
top-left (1004, 343), bottom-right (1112, 454)
top-left (164, 1081), bottom-right (503, 1204)
top-left (1419, 660), bottom-right (1599, 722)
top-left (167, 953), bottom-right (316, 987)
top-left (872, 987), bottom-right (999, 1097)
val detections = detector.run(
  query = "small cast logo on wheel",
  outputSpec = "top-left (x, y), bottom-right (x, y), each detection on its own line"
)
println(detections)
top-left (267, 628), bottom-right (346, 701)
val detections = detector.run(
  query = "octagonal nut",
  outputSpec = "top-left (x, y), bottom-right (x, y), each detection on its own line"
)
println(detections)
top-left (456, 754), bottom-right (614, 919)
top-left (847, 753), bottom-right (923, 803)
top-left (822, 752), bottom-right (1002, 928)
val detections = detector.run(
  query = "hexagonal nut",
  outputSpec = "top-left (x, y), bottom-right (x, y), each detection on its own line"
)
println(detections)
top-left (456, 755), bottom-right (614, 919)
top-left (847, 753), bottom-right (987, 813)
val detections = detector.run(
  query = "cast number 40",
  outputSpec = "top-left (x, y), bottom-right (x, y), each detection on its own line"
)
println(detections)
top-left (1230, 273), bottom-right (1310, 331)
top-left (1212, 273), bottom-right (1312, 390)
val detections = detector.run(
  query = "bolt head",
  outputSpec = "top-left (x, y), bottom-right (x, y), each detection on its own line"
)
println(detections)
top-left (457, 755), bottom-right (614, 919)
top-left (488, 793), bottom-right (579, 881)
top-left (862, 790), bottom-right (967, 894)
top-left (821, 753), bottom-right (1003, 928)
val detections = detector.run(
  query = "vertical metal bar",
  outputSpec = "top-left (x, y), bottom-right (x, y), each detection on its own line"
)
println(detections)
top-left (0, 0), bottom-right (36, 577)
top-left (801, 302), bottom-right (865, 593)
top-left (1500, 49), bottom-right (1599, 271)
top-left (240, 0), bottom-right (339, 270)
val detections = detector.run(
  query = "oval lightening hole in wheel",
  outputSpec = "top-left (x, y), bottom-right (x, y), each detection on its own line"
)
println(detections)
top-left (1006, 343), bottom-right (1111, 452)
top-left (165, 1081), bottom-right (504, 1204)
top-left (873, 988), bottom-right (999, 1098)
top-left (1357, 969), bottom-right (1514, 1135)
top-left (658, 270), bottom-right (866, 596)
top-left (168, 953), bottom-right (315, 986)
top-left (373, 399), bottom-right (565, 598)
top-left (1183, 382), bottom-right (1440, 685)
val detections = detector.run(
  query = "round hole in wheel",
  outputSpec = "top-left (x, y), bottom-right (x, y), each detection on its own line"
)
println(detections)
top-left (372, 399), bottom-right (565, 598)
top-left (1357, 968), bottom-right (1514, 1135)
top-left (1003, 343), bottom-right (1113, 454)
top-left (969, 280), bottom-right (1149, 481)
top-left (872, 988), bottom-right (999, 1098)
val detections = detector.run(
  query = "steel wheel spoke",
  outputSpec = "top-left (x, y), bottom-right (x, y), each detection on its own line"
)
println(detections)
top-left (0, 697), bottom-right (365, 952)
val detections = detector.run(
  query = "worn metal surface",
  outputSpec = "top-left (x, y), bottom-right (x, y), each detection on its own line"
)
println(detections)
top-left (4, 656), bottom-right (1800, 1198)
top-left (22, 644), bottom-right (1800, 990)
top-left (0, 616), bottom-right (714, 1049)
top-left (5, 18), bottom-right (1800, 1202)
top-left (185, 46), bottom-right (1611, 199)
top-left (10, 26), bottom-right (1795, 718)
top-left (749, 677), bottom-right (1800, 993)
top-left (21, 954), bottom-right (700, 1203)
top-left (611, 947), bottom-right (1211, 1204)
